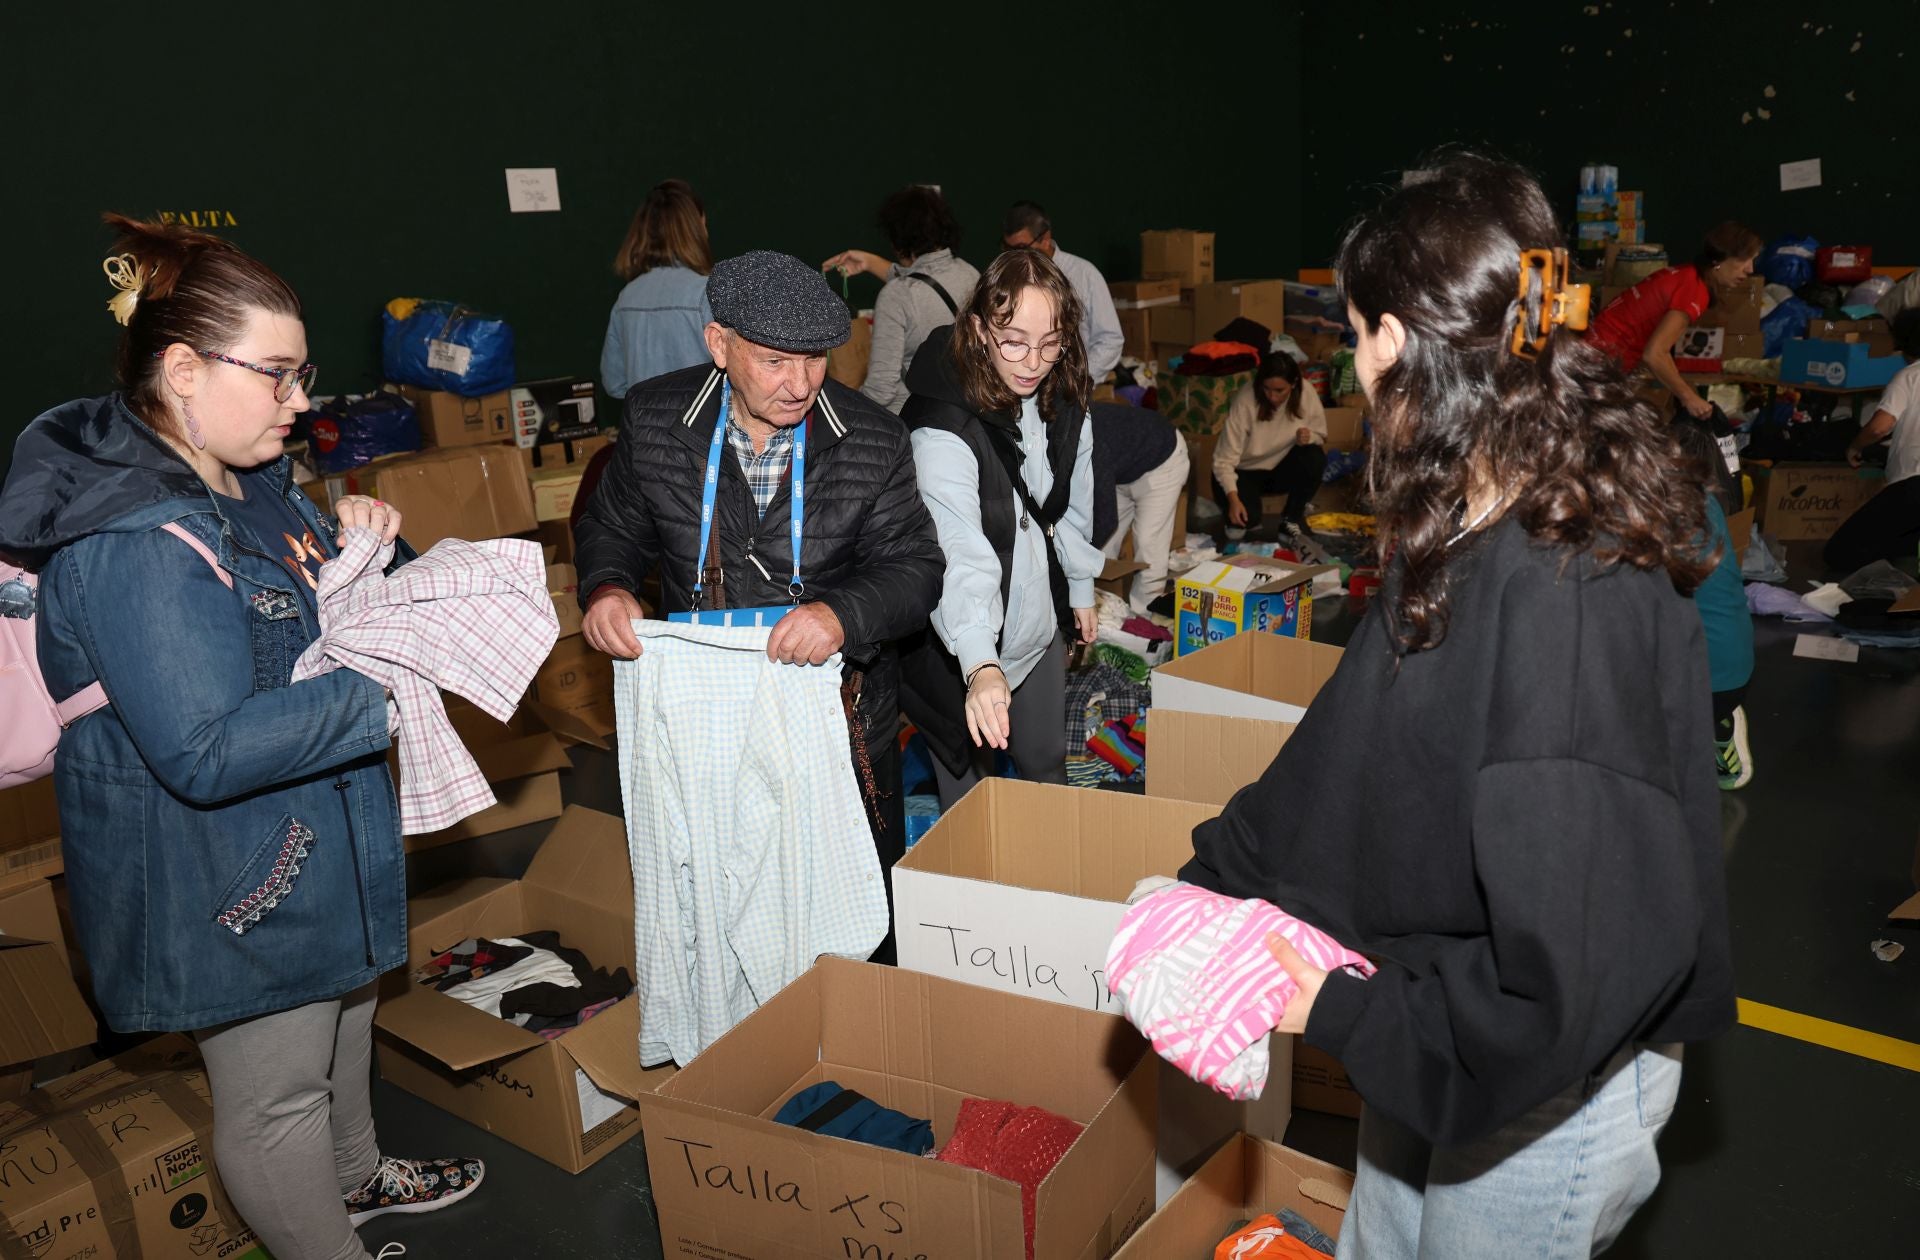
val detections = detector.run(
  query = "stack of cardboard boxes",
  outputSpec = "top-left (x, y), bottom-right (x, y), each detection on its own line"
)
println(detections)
top-left (1675, 276), bottom-right (1767, 374)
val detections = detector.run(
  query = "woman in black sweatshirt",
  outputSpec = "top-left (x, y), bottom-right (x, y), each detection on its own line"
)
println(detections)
top-left (1181, 156), bottom-right (1735, 1258)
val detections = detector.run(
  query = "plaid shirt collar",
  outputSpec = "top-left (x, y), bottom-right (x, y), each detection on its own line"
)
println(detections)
top-left (724, 417), bottom-right (799, 518)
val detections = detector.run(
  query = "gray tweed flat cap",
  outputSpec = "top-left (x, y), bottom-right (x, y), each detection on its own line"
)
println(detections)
top-left (706, 249), bottom-right (851, 353)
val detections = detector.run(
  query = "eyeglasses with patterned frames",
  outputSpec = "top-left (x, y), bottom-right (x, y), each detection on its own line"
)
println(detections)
top-left (154, 350), bottom-right (319, 403)
top-left (992, 336), bottom-right (1066, 365)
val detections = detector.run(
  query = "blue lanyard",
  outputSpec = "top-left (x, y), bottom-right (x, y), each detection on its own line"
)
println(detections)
top-left (692, 378), bottom-right (806, 606)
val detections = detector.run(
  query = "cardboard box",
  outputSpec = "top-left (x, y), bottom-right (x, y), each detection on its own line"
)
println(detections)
top-left (0, 879), bottom-right (95, 1100)
top-left (827, 312), bottom-right (872, 390)
top-left (1108, 278), bottom-right (1182, 307)
top-left (1114, 1133), bottom-right (1350, 1259)
top-left (1322, 406), bottom-right (1366, 452)
top-left (1096, 557), bottom-right (1149, 600)
top-left (0, 1036), bottom-right (264, 1260)
top-left (639, 955), bottom-right (1158, 1259)
top-left (1174, 560), bottom-right (1315, 656)
top-left (1152, 302), bottom-right (1195, 349)
top-left (535, 633), bottom-right (615, 721)
top-left (1782, 339), bottom-right (1905, 390)
top-left (1753, 463), bottom-right (1883, 542)
top-left (893, 779), bottom-right (1289, 1204)
top-left (375, 806), bottom-right (676, 1172)
top-left (0, 838), bottom-right (62, 897)
top-left (1673, 326), bottom-right (1724, 374)
top-left (532, 468), bottom-right (585, 522)
top-left (0, 778), bottom-right (59, 856)
top-left (1720, 331), bottom-right (1766, 360)
top-left (1290, 1042), bottom-right (1363, 1117)
top-left (1142, 228), bottom-right (1215, 287)
top-left (511, 377), bottom-right (598, 445)
top-left (1116, 307), bottom-right (1154, 362)
top-left (1151, 629), bottom-right (1344, 728)
top-left (402, 699), bottom-right (574, 854)
top-left (1155, 367), bottom-right (1253, 437)
top-left (547, 563), bottom-right (583, 638)
top-left (1809, 318), bottom-right (1897, 359)
top-left (398, 384), bottom-right (514, 449)
top-left (349, 444), bottom-right (538, 549)
top-left (1193, 280), bottom-right (1288, 344)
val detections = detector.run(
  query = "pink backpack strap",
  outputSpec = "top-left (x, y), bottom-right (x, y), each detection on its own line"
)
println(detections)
top-left (160, 521), bottom-right (233, 589)
top-left (56, 681), bottom-right (108, 726)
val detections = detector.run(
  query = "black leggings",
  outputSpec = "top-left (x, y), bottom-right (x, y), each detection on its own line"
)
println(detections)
top-left (1824, 475), bottom-right (1920, 574)
top-left (1216, 443), bottom-right (1329, 527)
top-left (1712, 685), bottom-right (1748, 734)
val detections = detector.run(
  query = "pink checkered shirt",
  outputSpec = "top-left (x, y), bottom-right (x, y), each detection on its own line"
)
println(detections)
top-left (291, 528), bottom-right (558, 834)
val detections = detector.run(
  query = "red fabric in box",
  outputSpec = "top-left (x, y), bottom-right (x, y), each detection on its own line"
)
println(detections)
top-left (937, 1097), bottom-right (1084, 1259)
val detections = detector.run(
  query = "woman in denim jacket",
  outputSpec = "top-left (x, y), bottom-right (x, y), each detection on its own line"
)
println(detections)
top-left (0, 218), bottom-right (482, 1260)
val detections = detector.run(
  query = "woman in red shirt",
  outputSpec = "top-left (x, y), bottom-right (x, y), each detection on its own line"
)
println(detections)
top-left (1587, 221), bottom-right (1762, 418)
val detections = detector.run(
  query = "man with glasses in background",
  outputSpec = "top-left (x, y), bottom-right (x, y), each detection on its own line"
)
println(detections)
top-left (1002, 200), bottom-right (1125, 384)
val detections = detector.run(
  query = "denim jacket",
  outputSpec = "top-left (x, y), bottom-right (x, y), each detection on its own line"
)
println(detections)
top-left (0, 395), bottom-right (405, 1032)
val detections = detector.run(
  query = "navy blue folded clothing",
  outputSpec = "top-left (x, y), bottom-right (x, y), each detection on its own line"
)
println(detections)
top-left (773, 1081), bottom-right (934, 1155)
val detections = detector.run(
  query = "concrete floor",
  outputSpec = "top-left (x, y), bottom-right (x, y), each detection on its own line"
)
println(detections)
top-left (363, 548), bottom-right (1920, 1258)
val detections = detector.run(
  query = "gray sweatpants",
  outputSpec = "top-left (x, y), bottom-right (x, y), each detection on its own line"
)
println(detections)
top-left (194, 983), bottom-right (382, 1260)
top-left (932, 635), bottom-right (1069, 811)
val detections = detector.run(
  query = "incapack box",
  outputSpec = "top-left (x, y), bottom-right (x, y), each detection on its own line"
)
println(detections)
top-left (0, 878), bottom-right (95, 1100)
top-left (1175, 559), bottom-right (1317, 656)
top-left (892, 779), bottom-right (1289, 1205)
top-left (347, 443), bottom-right (538, 549)
top-left (400, 699), bottom-right (576, 854)
top-left (1147, 632), bottom-right (1345, 804)
top-left (1752, 462), bottom-right (1883, 542)
top-left (1112, 1134), bottom-right (1352, 1260)
top-left (638, 957), bottom-right (1158, 1260)
top-left (374, 806), bottom-right (678, 1173)
top-left (0, 1036), bottom-right (265, 1260)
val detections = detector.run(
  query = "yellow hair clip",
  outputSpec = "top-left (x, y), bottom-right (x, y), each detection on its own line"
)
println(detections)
top-left (1511, 248), bottom-right (1591, 359)
top-left (103, 253), bottom-right (145, 326)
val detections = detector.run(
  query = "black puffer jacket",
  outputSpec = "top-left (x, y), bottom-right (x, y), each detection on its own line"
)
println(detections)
top-left (573, 366), bottom-right (944, 754)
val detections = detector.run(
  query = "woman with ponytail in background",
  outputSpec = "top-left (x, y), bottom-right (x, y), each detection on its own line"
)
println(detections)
top-left (1178, 157), bottom-right (1735, 1258)
top-left (0, 217), bottom-right (483, 1260)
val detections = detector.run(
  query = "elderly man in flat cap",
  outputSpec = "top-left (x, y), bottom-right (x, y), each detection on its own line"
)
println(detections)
top-left (575, 250), bottom-right (943, 961)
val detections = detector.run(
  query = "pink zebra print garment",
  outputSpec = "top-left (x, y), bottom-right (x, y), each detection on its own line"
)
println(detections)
top-left (1105, 881), bottom-right (1374, 1099)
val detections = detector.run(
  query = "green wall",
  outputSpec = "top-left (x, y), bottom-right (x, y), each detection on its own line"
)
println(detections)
top-left (5, 2), bottom-right (1303, 466)
top-left (13, 2), bottom-right (1915, 475)
top-left (1297, 0), bottom-right (1920, 267)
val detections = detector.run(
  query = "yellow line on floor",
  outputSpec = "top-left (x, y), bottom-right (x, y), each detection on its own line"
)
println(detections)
top-left (1737, 999), bottom-right (1920, 1073)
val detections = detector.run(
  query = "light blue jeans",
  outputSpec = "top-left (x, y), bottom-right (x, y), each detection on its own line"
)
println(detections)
top-left (1337, 1044), bottom-right (1683, 1259)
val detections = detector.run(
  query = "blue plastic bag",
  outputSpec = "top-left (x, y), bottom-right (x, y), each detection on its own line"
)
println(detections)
top-left (381, 299), bottom-right (515, 395)
top-left (1758, 235), bottom-right (1819, 291)
top-left (1761, 296), bottom-right (1820, 359)
top-left (307, 392), bottom-right (422, 473)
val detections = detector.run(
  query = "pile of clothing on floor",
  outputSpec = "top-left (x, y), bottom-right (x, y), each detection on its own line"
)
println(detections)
top-left (415, 933), bottom-right (631, 1038)
top-left (1746, 560), bottom-right (1920, 648)
top-left (774, 1083), bottom-right (1081, 1260)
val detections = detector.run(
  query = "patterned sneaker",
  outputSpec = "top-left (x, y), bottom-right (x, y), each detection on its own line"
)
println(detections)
top-left (345, 1155), bottom-right (486, 1226)
top-left (1715, 706), bottom-right (1754, 791)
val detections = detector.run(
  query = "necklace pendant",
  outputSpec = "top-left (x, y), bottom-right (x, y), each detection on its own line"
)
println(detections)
top-left (1019, 513), bottom-right (1030, 531)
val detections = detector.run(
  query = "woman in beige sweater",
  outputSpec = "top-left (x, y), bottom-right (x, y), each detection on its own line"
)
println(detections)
top-left (1212, 353), bottom-right (1328, 537)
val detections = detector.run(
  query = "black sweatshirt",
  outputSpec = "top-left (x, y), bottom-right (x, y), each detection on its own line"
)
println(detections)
top-left (1180, 519), bottom-right (1735, 1147)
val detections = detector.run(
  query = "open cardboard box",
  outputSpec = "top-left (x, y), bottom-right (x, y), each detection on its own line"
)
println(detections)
top-left (1113, 1134), bottom-right (1352, 1259)
top-left (893, 779), bottom-right (1289, 1205)
top-left (639, 957), bottom-right (1157, 1260)
top-left (0, 1036), bottom-right (265, 1260)
top-left (375, 806), bottom-right (677, 1172)
top-left (1175, 560), bottom-right (1317, 657)
top-left (0, 878), bottom-right (95, 1101)
top-left (400, 699), bottom-right (577, 854)
top-left (1147, 632), bottom-right (1344, 807)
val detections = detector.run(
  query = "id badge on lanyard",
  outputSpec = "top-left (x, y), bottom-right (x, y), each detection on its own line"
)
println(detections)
top-left (670, 377), bottom-right (808, 627)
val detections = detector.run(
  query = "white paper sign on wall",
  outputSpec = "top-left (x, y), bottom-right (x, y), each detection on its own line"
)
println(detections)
top-left (1779, 159), bottom-right (1823, 192)
top-left (505, 168), bottom-right (562, 213)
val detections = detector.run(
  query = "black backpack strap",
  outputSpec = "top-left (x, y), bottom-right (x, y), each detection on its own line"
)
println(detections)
top-left (906, 272), bottom-right (959, 315)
